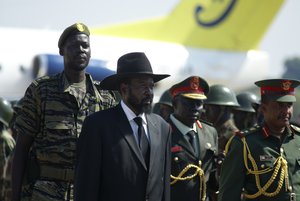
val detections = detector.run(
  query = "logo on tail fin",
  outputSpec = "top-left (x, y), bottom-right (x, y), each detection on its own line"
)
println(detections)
top-left (194, 0), bottom-right (237, 27)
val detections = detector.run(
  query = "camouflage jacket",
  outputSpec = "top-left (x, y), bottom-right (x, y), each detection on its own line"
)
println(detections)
top-left (15, 72), bottom-right (116, 170)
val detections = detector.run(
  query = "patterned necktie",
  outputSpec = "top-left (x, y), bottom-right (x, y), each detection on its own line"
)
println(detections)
top-left (134, 117), bottom-right (150, 166)
top-left (187, 130), bottom-right (200, 157)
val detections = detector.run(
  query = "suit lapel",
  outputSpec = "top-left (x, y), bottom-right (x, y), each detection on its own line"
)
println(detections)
top-left (146, 114), bottom-right (160, 173)
top-left (115, 104), bottom-right (147, 169)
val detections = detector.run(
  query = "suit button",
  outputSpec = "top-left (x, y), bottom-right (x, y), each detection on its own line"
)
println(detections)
top-left (145, 195), bottom-right (149, 201)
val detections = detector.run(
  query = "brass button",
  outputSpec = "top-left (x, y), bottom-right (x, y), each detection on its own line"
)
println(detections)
top-left (260, 164), bottom-right (265, 168)
top-left (174, 157), bottom-right (179, 162)
top-left (288, 186), bottom-right (293, 192)
top-left (280, 148), bottom-right (284, 154)
top-left (205, 143), bottom-right (212, 149)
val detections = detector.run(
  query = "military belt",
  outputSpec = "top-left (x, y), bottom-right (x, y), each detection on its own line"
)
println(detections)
top-left (39, 165), bottom-right (74, 182)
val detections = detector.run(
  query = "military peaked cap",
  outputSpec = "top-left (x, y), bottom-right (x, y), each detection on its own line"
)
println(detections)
top-left (255, 78), bottom-right (300, 102)
top-left (169, 76), bottom-right (209, 100)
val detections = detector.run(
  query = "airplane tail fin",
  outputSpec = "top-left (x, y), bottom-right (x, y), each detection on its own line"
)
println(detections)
top-left (91, 0), bottom-right (284, 51)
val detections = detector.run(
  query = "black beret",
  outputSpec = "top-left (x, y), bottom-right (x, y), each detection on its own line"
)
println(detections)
top-left (58, 22), bottom-right (90, 49)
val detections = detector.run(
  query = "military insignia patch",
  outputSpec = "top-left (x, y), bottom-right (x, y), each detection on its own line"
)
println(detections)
top-left (282, 80), bottom-right (292, 91)
top-left (259, 155), bottom-right (273, 161)
top-left (171, 146), bottom-right (183, 153)
top-left (190, 76), bottom-right (199, 90)
top-left (76, 23), bottom-right (85, 32)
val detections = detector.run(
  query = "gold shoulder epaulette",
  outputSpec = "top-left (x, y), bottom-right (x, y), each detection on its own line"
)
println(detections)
top-left (291, 124), bottom-right (300, 133)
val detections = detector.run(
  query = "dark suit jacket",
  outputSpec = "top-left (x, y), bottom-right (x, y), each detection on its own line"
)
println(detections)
top-left (74, 104), bottom-right (171, 201)
top-left (168, 119), bottom-right (218, 201)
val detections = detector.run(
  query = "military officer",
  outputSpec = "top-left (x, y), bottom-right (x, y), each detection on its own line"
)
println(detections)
top-left (11, 23), bottom-right (116, 201)
top-left (218, 79), bottom-right (300, 201)
top-left (168, 76), bottom-right (218, 201)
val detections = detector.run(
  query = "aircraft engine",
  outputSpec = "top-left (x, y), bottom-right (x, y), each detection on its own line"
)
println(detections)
top-left (32, 54), bottom-right (115, 81)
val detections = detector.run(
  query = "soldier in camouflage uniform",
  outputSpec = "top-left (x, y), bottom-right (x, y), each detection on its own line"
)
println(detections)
top-left (218, 79), bottom-right (300, 201)
top-left (0, 98), bottom-right (15, 201)
top-left (202, 84), bottom-right (240, 153)
top-left (11, 23), bottom-right (116, 201)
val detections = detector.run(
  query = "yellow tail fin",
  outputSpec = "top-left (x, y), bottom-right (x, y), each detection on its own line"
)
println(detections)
top-left (91, 0), bottom-right (284, 51)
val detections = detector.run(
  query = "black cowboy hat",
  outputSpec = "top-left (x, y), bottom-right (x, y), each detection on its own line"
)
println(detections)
top-left (100, 52), bottom-right (170, 90)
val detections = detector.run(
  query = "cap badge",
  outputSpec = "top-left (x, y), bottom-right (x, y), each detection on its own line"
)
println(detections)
top-left (76, 23), bottom-right (85, 32)
top-left (282, 80), bottom-right (292, 91)
top-left (190, 77), bottom-right (199, 90)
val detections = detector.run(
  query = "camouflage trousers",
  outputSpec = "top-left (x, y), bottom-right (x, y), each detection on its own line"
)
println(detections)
top-left (21, 180), bottom-right (74, 201)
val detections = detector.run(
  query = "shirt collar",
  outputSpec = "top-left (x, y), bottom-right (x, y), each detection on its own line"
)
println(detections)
top-left (262, 123), bottom-right (294, 138)
top-left (121, 101), bottom-right (147, 124)
top-left (170, 114), bottom-right (196, 135)
top-left (60, 71), bottom-right (94, 93)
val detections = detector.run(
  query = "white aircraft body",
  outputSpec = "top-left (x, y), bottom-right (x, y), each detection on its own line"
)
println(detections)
top-left (0, 0), bottom-right (284, 101)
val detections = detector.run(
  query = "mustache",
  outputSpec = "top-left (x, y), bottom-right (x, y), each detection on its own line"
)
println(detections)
top-left (141, 95), bottom-right (153, 103)
top-left (277, 114), bottom-right (291, 120)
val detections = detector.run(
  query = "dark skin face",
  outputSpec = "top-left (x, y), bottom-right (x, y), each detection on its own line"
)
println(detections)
top-left (173, 96), bottom-right (203, 128)
top-left (203, 104), bottom-right (222, 124)
top-left (261, 101), bottom-right (293, 134)
top-left (120, 76), bottom-right (154, 115)
top-left (60, 33), bottom-right (91, 83)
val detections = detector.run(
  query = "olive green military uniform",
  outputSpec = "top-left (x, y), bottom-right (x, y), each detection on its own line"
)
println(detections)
top-left (218, 78), bottom-right (300, 201)
top-left (15, 72), bottom-right (116, 201)
top-left (218, 124), bottom-right (300, 201)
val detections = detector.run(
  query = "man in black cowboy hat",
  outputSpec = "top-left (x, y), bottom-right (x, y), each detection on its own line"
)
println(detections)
top-left (74, 52), bottom-right (172, 201)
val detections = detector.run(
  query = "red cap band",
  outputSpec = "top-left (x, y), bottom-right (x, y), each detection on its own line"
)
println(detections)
top-left (171, 86), bottom-right (204, 97)
top-left (260, 86), bottom-right (295, 96)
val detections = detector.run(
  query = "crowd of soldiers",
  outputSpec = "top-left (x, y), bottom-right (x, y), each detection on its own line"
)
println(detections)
top-left (0, 22), bottom-right (299, 201)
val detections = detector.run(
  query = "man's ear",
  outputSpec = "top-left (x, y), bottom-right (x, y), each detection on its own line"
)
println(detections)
top-left (260, 103), bottom-right (267, 114)
top-left (119, 83), bottom-right (128, 95)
